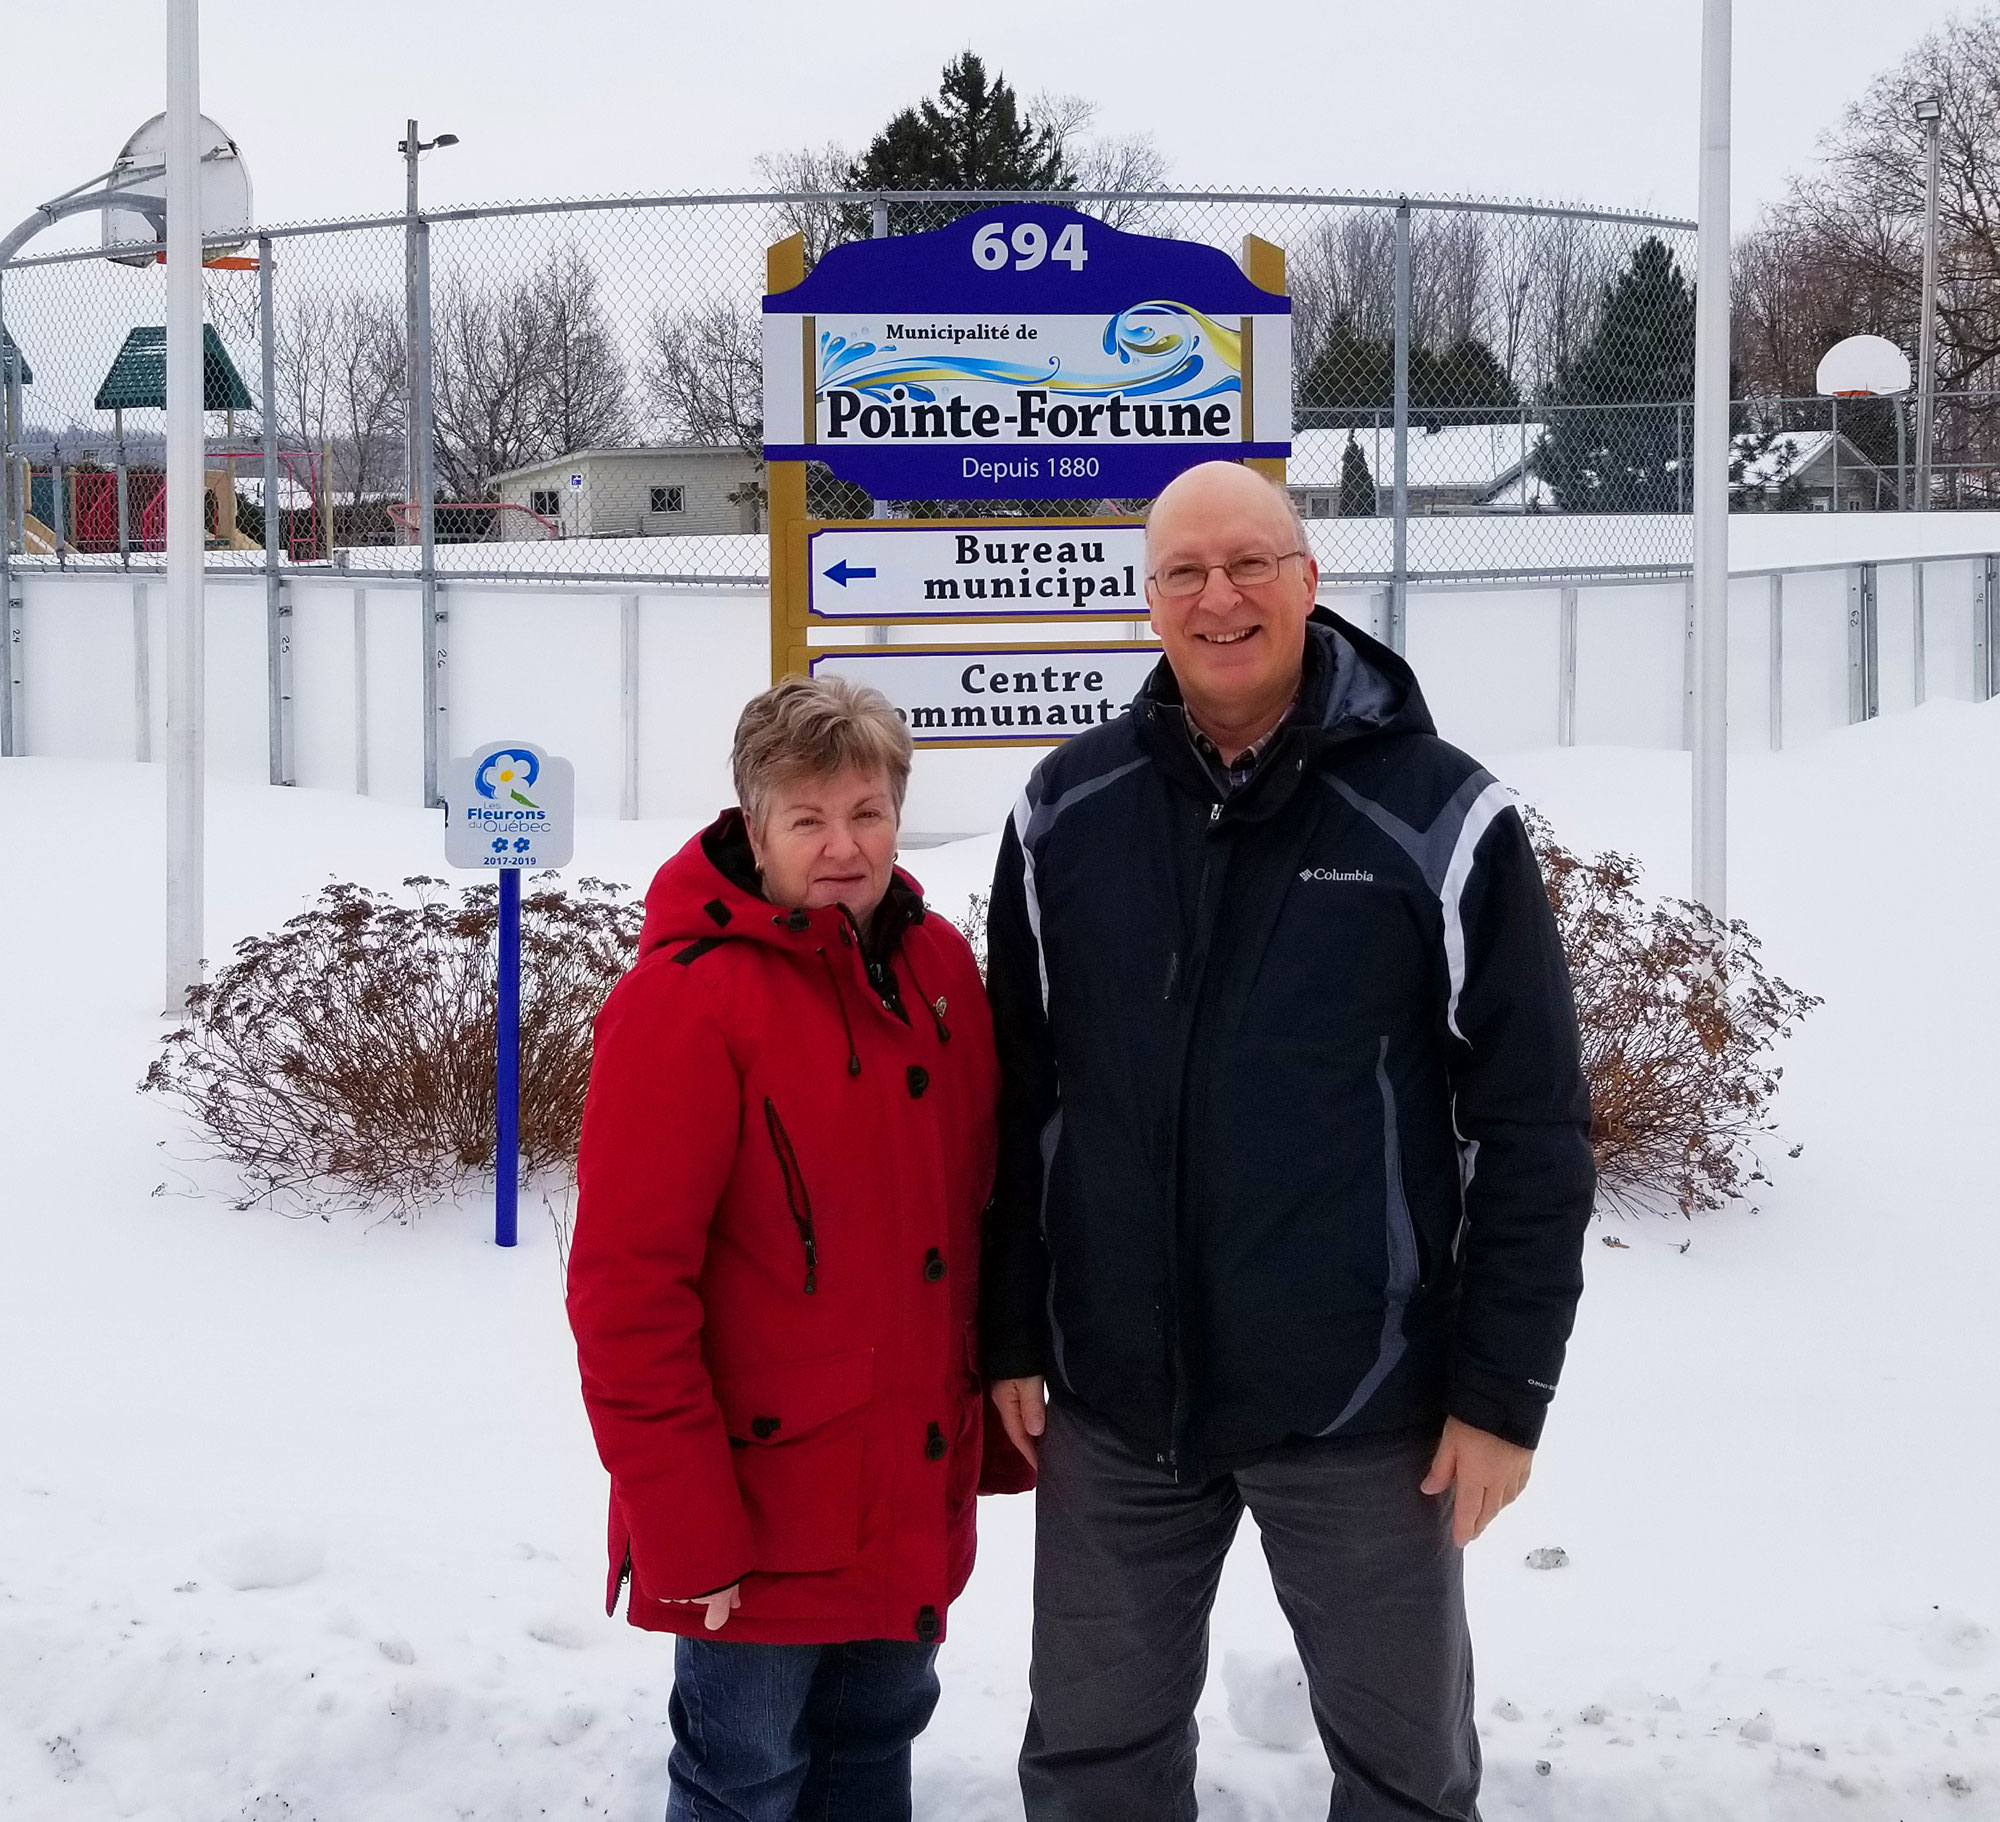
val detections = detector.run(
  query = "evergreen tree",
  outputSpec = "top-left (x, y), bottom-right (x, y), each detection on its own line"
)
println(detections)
top-left (1300, 329), bottom-right (1517, 426)
top-left (841, 54), bottom-right (1072, 236)
top-left (1532, 236), bottom-right (1696, 513)
top-left (1338, 434), bottom-right (1377, 516)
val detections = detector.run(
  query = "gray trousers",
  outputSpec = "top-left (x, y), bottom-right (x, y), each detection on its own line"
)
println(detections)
top-left (1020, 1397), bottom-right (1481, 1822)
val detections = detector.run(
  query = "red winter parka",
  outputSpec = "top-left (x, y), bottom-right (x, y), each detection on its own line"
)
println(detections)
top-left (567, 809), bottom-right (1031, 1648)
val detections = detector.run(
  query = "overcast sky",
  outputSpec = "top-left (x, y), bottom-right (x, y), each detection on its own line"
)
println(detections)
top-left (0, 0), bottom-right (1972, 252)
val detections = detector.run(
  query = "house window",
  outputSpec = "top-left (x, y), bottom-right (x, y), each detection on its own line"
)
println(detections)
top-left (651, 485), bottom-right (685, 513)
top-left (529, 489), bottom-right (562, 518)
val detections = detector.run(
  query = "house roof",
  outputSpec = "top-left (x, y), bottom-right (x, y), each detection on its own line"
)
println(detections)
top-left (1290, 423), bottom-right (1547, 494)
top-left (491, 444), bottom-right (761, 486)
top-left (93, 325), bottom-right (254, 412)
top-left (1731, 430), bottom-right (1886, 485)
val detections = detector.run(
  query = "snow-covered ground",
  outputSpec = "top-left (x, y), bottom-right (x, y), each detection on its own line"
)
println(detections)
top-left (3, 697), bottom-right (1999, 1818)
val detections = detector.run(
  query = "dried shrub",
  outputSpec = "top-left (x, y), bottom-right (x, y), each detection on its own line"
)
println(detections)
top-left (143, 875), bottom-right (641, 1211)
top-left (1525, 809), bottom-right (1819, 1215)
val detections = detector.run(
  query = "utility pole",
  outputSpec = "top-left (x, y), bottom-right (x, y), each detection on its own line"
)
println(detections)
top-left (1690, 0), bottom-right (1732, 921)
top-left (398, 119), bottom-right (455, 804)
top-left (1915, 95), bottom-right (1943, 512)
top-left (164, 0), bottom-right (205, 1014)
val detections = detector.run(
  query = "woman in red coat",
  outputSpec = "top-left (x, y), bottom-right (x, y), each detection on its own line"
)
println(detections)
top-left (568, 675), bottom-right (1030, 1822)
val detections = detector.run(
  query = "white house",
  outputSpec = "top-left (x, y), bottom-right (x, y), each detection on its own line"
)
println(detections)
top-left (1730, 430), bottom-right (1896, 513)
top-left (1289, 423), bottom-right (1552, 517)
top-left (490, 445), bottom-right (764, 539)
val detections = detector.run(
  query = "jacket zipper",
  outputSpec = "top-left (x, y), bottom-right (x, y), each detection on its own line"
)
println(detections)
top-left (762, 1098), bottom-right (820, 1294)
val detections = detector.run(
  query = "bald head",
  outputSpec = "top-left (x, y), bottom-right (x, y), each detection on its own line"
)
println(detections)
top-left (1142, 461), bottom-right (1319, 758)
top-left (1146, 461), bottom-right (1307, 563)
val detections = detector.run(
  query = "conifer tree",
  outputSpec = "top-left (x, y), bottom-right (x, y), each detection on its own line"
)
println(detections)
top-left (1532, 236), bottom-right (1696, 512)
top-left (1338, 434), bottom-right (1377, 516)
top-left (842, 54), bottom-right (1073, 236)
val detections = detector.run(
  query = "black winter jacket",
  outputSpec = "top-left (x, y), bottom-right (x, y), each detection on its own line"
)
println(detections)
top-left (981, 611), bottom-right (1594, 1471)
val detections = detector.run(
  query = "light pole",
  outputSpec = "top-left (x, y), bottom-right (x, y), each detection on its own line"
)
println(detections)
top-left (1690, 0), bottom-right (1732, 922)
top-left (1914, 95), bottom-right (1942, 512)
top-left (397, 121), bottom-right (456, 805)
top-left (164, 0), bottom-right (204, 1015)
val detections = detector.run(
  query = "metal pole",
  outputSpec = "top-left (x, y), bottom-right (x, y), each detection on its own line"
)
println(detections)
top-left (620, 592), bottom-right (640, 819)
top-left (1767, 572), bottom-right (1783, 751)
top-left (49, 444), bottom-right (65, 564)
top-left (1390, 200), bottom-right (1411, 654)
top-left (416, 220), bottom-right (443, 803)
top-left (1557, 584), bottom-right (1578, 745)
top-left (1830, 396), bottom-right (1840, 513)
top-left (259, 234), bottom-right (291, 786)
top-left (1690, 0), bottom-right (1732, 920)
top-left (164, 0), bottom-right (206, 1015)
top-left (404, 120), bottom-right (420, 540)
top-left (0, 274), bottom-right (13, 760)
top-left (1897, 398), bottom-right (1908, 510)
top-left (1912, 560), bottom-right (1927, 705)
top-left (495, 863), bottom-right (521, 1249)
top-left (1916, 107), bottom-right (1942, 511)
top-left (115, 408), bottom-right (131, 565)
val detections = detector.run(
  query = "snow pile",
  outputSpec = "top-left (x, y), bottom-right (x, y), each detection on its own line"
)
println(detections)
top-left (3, 692), bottom-right (2000, 1817)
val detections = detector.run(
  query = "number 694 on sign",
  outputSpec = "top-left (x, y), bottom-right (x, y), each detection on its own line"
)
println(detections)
top-left (973, 220), bottom-right (1087, 272)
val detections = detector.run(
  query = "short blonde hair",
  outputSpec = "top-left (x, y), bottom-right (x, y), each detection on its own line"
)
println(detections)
top-left (731, 675), bottom-right (913, 831)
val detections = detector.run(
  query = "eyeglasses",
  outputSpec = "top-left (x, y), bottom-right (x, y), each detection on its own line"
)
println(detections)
top-left (1147, 550), bottom-right (1309, 599)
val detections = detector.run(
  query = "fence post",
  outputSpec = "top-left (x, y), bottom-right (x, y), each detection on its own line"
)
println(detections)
top-left (871, 194), bottom-right (889, 240)
top-left (0, 272), bottom-right (13, 760)
top-left (352, 585), bottom-right (369, 796)
top-left (49, 445), bottom-right (65, 566)
top-left (1389, 200), bottom-right (1410, 654)
top-left (1977, 556), bottom-right (1996, 704)
top-left (620, 592), bottom-right (640, 820)
top-left (1846, 564), bottom-right (1878, 722)
top-left (415, 221), bottom-right (444, 804)
top-left (1557, 584), bottom-right (1578, 746)
top-left (133, 581), bottom-right (152, 761)
top-left (258, 235), bottom-right (293, 786)
top-left (1911, 559), bottom-right (1927, 706)
top-left (1767, 572), bottom-right (1783, 751)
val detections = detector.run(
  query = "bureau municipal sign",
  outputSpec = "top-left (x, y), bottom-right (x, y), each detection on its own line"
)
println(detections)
top-left (763, 203), bottom-right (1292, 501)
top-left (807, 523), bottom-right (1148, 619)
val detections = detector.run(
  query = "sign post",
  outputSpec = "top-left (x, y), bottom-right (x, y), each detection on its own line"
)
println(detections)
top-left (442, 738), bottom-right (575, 1247)
top-left (762, 205), bottom-right (1292, 737)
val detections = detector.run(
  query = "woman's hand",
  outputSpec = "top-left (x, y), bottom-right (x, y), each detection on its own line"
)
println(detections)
top-left (992, 1377), bottom-right (1046, 1467)
top-left (668, 1583), bottom-right (742, 1631)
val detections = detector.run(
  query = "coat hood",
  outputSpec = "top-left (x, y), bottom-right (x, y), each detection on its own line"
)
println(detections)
top-left (637, 807), bottom-right (931, 963)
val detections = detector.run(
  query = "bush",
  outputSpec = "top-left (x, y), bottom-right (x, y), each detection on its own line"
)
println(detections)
top-left (142, 876), bottom-right (640, 1212)
top-left (1524, 809), bottom-right (1819, 1215)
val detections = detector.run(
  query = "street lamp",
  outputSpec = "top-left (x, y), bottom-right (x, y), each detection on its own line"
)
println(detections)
top-left (397, 121), bottom-right (456, 803)
top-left (1914, 95), bottom-right (1942, 511)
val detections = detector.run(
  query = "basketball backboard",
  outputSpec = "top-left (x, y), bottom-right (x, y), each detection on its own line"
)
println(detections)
top-left (1816, 334), bottom-right (1912, 399)
top-left (101, 113), bottom-right (253, 267)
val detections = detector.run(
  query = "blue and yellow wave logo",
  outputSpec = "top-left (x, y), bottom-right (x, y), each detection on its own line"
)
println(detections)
top-left (476, 748), bottom-right (541, 809)
top-left (816, 302), bottom-right (1242, 405)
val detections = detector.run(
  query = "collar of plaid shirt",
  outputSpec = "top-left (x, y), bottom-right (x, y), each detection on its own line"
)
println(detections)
top-left (1185, 687), bottom-right (1302, 793)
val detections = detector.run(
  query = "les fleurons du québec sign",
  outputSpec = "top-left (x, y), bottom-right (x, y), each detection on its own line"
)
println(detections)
top-left (762, 203), bottom-right (1292, 501)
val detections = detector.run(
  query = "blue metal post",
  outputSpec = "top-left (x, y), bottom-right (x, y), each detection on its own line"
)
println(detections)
top-left (496, 864), bottom-right (521, 1247)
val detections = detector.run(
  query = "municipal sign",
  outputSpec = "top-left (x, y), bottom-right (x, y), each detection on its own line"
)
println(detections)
top-left (442, 739), bottom-right (576, 869)
top-left (764, 204), bottom-right (1291, 501)
top-left (808, 644), bottom-right (1159, 746)
top-left (807, 523), bottom-right (1147, 620)
top-left (567, 472), bottom-right (583, 489)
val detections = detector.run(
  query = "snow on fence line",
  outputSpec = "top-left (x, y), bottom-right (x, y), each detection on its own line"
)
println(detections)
top-left (5, 515), bottom-right (1997, 838)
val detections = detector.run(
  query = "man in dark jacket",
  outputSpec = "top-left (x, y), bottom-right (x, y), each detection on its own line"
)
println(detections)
top-left (982, 461), bottom-right (1595, 1820)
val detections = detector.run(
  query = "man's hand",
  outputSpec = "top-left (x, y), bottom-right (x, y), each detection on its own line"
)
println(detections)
top-left (992, 1377), bottom-right (1046, 1467)
top-left (1421, 1417), bottom-right (1533, 1547)
top-left (668, 1583), bottom-right (741, 1631)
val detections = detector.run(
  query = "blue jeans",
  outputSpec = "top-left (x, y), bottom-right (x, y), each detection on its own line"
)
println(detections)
top-left (666, 1634), bottom-right (942, 1822)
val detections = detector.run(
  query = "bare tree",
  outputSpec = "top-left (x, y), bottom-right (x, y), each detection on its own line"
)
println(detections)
top-left (1031, 92), bottom-right (1172, 229)
top-left (642, 299), bottom-right (763, 452)
top-left (429, 243), bottom-right (631, 499)
top-left (273, 289), bottom-right (405, 507)
top-left (1411, 211), bottom-right (1487, 350)
top-left (756, 143), bottom-right (857, 267)
top-left (530, 243), bottom-right (630, 455)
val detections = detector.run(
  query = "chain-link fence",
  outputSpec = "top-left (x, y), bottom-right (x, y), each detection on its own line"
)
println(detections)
top-left (0, 187), bottom-right (1707, 592)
